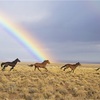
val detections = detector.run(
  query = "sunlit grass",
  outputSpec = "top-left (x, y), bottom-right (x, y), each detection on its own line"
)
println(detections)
top-left (0, 63), bottom-right (100, 100)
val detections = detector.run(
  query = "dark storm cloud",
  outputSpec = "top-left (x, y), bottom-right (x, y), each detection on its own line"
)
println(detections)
top-left (21, 1), bottom-right (100, 43)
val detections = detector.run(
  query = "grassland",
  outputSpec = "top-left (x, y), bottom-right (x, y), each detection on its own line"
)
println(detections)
top-left (0, 62), bottom-right (100, 100)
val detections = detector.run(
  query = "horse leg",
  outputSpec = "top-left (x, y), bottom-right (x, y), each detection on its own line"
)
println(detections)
top-left (63, 67), bottom-right (67, 71)
top-left (34, 66), bottom-right (36, 71)
top-left (72, 69), bottom-right (75, 73)
top-left (70, 69), bottom-right (74, 73)
top-left (61, 65), bottom-right (66, 69)
top-left (2, 65), bottom-right (7, 71)
top-left (44, 67), bottom-right (48, 71)
top-left (37, 67), bottom-right (41, 72)
top-left (63, 66), bottom-right (69, 71)
top-left (10, 66), bottom-right (14, 71)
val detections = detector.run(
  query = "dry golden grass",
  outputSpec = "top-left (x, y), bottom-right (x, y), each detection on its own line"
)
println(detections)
top-left (0, 62), bottom-right (100, 100)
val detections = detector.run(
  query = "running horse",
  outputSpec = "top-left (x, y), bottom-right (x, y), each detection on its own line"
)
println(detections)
top-left (1, 58), bottom-right (20, 71)
top-left (61, 62), bottom-right (81, 73)
top-left (28, 60), bottom-right (50, 72)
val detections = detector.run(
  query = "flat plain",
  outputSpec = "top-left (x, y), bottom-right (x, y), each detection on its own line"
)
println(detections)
top-left (0, 62), bottom-right (100, 100)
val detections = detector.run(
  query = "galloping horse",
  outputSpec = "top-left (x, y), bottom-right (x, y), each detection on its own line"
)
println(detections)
top-left (1, 58), bottom-right (20, 71)
top-left (61, 62), bottom-right (81, 73)
top-left (28, 60), bottom-right (50, 72)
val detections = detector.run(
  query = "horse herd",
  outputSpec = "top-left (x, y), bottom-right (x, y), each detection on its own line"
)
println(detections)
top-left (0, 58), bottom-right (100, 72)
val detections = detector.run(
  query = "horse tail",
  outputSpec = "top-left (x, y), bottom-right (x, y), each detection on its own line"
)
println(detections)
top-left (1, 62), bottom-right (6, 67)
top-left (61, 64), bottom-right (67, 69)
top-left (28, 64), bottom-right (34, 67)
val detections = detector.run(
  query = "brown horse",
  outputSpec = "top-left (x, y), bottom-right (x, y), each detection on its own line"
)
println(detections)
top-left (61, 62), bottom-right (81, 73)
top-left (28, 60), bottom-right (50, 72)
top-left (1, 58), bottom-right (20, 71)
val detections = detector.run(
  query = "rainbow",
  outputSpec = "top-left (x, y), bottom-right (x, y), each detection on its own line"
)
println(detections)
top-left (0, 13), bottom-right (52, 61)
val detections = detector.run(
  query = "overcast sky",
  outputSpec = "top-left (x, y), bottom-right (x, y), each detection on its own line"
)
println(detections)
top-left (0, 0), bottom-right (100, 63)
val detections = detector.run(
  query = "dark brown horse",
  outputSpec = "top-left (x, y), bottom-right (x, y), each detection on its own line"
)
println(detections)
top-left (1, 58), bottom-right (20, 71)
top-left (28, 60), bottom-right (50, 72)
top-left (61, 62), bottom-right (81, 73)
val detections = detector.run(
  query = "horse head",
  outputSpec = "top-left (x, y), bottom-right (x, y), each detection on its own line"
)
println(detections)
top-left (16, 58), bottom-right (21, 62)
top-left (77, 62), bottom-right (81, 66)
top-left (44, 60), bottom-right (50, 64)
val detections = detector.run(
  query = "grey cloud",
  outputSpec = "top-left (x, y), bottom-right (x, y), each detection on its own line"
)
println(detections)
top-left (18, 1), bottom-right (100, 43)
top-left (0, 1), bottom-right (100, 62)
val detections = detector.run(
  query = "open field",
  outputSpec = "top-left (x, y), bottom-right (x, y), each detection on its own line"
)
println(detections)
top-left (0, 62), bottom-right (100, 100)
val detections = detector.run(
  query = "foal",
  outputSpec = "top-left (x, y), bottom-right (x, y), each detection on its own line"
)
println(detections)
top-left (1, 58), bottom-right (20, 71)
top-left (28, 60), bottom-right (50, 72)
top-left (61, 62), bottom-right (81, 73)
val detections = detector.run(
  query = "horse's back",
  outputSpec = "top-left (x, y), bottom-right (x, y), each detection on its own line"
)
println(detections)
top-left (65, 64), bottom-right (72, 67)
top-left (34, 62), bottom-right (47, 68)
top-left (34, 63), bottom-right (41, 66)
